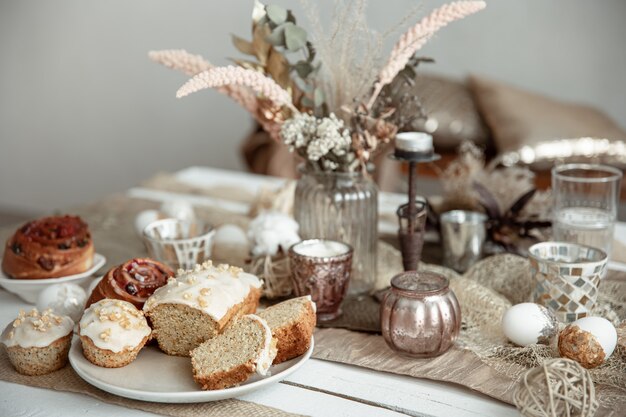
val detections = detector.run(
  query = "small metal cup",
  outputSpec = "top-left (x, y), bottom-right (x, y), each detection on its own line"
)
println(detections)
top-left (440, 210), bottom-right (487, 272)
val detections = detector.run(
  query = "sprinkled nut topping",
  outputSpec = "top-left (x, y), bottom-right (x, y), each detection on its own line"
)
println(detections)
top-left (200, 288), bottom-right (211, 296)
top-left (183, 292), bottom-right (192, 300)
top-left (7, 331), bottom-right (14, 339)
top-left (229, 266), bottom-right (243, 276)
top-left (109, 312), bottom-right (122, 321)
top-left (198, 297), bottom-right (208, 307)
top-left (13, 319), bottom-right (22, 327)
top-left (100, 328), bottom-right (112, 341)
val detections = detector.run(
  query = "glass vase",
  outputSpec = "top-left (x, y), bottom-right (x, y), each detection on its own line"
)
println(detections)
top-left (294, 167), bottom-right (378, 294)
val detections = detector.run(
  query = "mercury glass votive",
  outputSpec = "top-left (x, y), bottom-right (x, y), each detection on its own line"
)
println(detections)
top-left (288, 239), bottom-right (353, 321)
top-left (381, 271), bottom-right (461, 358)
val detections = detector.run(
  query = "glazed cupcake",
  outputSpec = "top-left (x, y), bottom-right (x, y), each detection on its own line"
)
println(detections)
top-left (1, 308), bottom-right (74, 375)
top-left (79, 299), bottom-right (151, 368)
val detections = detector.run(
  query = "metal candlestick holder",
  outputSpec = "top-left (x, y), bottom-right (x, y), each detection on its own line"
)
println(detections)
top-left (389, 151), bottom-right (440, 271)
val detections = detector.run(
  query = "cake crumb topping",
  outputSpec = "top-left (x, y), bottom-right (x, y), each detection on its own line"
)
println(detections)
top-left (2, 308), bottom-right (73, 349)
top-left (79, 299), bottom-right (151, 353)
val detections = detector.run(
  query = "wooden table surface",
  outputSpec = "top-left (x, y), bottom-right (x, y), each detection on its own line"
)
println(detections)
top-left (1, 166), bottom-right (624, 417)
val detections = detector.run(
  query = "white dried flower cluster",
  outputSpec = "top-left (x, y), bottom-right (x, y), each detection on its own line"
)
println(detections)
top-left (281, 112), bottom-right (352, 170)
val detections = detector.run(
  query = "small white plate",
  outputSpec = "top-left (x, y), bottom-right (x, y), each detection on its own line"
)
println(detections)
top-left (0, 253), bottom-right (106, 303)
top-left (69, 336), bottom-right (314, 403)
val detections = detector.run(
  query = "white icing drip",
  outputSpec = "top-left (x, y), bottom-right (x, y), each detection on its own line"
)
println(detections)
top-left (79, 299), bottom-right (150, 353)
top-left (143, 262), bottom-right (262, 322)
top-left (304, 295), bottom-right (317, 313)
top-left (1, 309), bottom-right (73, 348)
top-left (248, 314), bottom-right (275, 376)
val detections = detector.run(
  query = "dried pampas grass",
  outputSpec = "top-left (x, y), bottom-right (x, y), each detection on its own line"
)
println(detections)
top-left (149, 49), bottom-right (212, 76)
top-left (368, 1), bottom-right (486, 108)
top-left (151, 50), bottom-right (258, 114)
top-left (176, 65), bottom-right (296, 112)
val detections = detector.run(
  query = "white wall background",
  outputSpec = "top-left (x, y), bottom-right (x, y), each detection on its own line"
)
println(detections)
top-left (1, 0), bottom-right (625, 214)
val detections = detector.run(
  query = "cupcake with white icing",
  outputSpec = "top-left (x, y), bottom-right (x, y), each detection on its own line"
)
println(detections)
top-left (79, 299), bottom-right (151, 368)
top-left (1, 308), bottom-right (74, 375)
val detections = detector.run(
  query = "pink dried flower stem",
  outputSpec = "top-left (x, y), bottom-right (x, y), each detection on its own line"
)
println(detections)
top-left (150, 50), bottom-right (258, 114)
top-left (177, 65), bottom-right (297, 113)
top-left (366, 1), bottom-right (486, 110)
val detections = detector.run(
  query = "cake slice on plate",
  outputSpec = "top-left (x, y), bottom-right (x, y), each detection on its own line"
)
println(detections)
top-left (257, 296), bottom-right (316, 364)
top-left (190, 314), bottom-right (277, 390)
top-left (143, 261), bottom-right (262, 356)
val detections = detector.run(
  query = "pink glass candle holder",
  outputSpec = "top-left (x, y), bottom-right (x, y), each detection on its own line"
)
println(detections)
top-left (288, 239), bottom-right (353, 321)
top-left (381, 271), bottom-right (461, 358)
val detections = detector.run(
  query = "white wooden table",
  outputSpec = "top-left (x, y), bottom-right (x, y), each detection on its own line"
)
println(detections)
top-left (2, 167), bottom-right (624, 417)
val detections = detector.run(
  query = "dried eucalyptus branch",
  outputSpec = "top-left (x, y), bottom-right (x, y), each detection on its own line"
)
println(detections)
top-left (366, 1), bottom-right (486, 109)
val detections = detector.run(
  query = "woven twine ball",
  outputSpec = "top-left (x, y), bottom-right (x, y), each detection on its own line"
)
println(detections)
top-left (249, 254), bottom-right (292, 299)
top-left (514, 358), bottom-right (598, 417)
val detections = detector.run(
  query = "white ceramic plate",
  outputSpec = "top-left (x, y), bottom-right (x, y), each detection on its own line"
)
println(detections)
top-left (0, 253), bottom-right (106, 303)
top-left (69, 336), bottom-right (314, 403)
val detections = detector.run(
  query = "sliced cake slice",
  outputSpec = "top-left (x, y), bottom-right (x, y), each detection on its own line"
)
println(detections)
top-left (257, 296), bottom-right (316, 364)
top-left (143, 261), bottom-right (262, 356)
top-left (190, 314), bottom-right (277, 390)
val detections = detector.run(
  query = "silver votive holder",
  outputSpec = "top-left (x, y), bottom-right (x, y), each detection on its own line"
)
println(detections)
top-left (529, 241), bottom-right (608, 323)
top-left (440, 210), bottom-right (487, 272)
top-left (288, 239), bottom-right (353, 321)
top-left (142, 218), bottom-right (215, 270)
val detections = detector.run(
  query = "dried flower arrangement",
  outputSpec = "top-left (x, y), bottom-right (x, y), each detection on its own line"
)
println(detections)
top-left (433, 142), bottom-right (553, 254)
top-left (150, 0), bottom-right (486, 172)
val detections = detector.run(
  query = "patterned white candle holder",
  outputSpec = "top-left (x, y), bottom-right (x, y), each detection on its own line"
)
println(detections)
top-left (142, 218), bottom-right (215, 271)
top-left (529, 242), bottom-right (608, 323)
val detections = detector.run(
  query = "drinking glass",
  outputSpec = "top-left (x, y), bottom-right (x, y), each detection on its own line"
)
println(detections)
top-left (552, 164), bottom-right (622, 258)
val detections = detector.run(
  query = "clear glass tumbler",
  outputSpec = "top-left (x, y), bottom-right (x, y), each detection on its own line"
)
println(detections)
top-left (552, 164), bottom-right (622, 258)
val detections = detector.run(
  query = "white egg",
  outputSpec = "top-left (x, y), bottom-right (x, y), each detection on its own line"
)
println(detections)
top-left (160, 200), bottom-right (195, 222)
top-left (134, 210), bottom-right (160, 236)
top-left (37, 283), bottom-right (87, 322)
top-left (565, 317), bottom-right (617, 359)
top-left (212, 224), bottom-right (250, 266)
top-left (214, 224), bottom-right (249, 246)
top-left (502, 302), bottom-right (559, 346)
